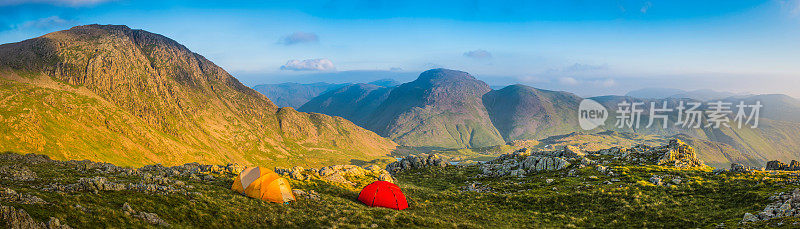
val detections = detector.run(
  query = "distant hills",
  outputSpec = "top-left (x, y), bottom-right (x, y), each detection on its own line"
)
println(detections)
top-left (590, 95), bottom-right (800, 167)
top-left (252, 79), bottom-right (398, 108)
top-left (0, 24), bottom-right (396, 167)
top-left (626, 87), bottom-right (748, 101)
top-left (299, 69), bottom-right (580, 149)
top-left (294, 69), bottom-right (800, 167)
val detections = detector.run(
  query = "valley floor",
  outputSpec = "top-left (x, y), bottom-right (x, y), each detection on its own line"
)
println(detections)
top-left (1, 151), bottom-right (799, 228)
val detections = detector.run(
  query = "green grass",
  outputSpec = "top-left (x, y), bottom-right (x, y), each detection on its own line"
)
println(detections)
top-left (3, 152), bottom-right (799, 228)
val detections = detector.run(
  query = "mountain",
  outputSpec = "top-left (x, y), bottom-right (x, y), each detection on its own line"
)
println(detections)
top-left (0, 24), bottom-right (396, 167)
top-left (252, 82), bottom-right (348, 108)
top-left (589, 95), bottom-right (800, 167)
top-left (252, 79), bottom-right (399, 108)
top-left (482, 84), bottom-right (582, 141)
top-left (626, 87), bottom-right (746, 101)
top-left (722, 94), bottom-right (800, 123)
top-left (364, 69), bottom-right (504, 149)
top-left (296, 70), bottom-right (800, 167)
top-left (300, 69), bottom-right (581, 149)
top-left (299, 83), bottom-right (394, 126)
top-left (670, 89), bottom-right (744, 101)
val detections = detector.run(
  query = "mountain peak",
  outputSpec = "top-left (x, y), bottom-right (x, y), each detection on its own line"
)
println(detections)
top-left (0, 24), bottom-right (397, 167)
top-left (71, 24), bottom-right (132, 31)
top-left (416, 68), bottom-right (477, 83)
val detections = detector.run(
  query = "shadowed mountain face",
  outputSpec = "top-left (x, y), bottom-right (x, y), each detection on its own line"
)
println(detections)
top-left (252, 79), bottom-right (399, 108)
top-left (365, 69), bottom-right (504, 148)
top-left (252, 82), bottom-right (349, 108)
top-left (300, 69), bottom-right (581, 149)
top-left (0, 24), bottom-right (396, 167)
top-left (483, 84), bottom-right (582, 141)
top-left (300, 83), bottom-right (394, 126)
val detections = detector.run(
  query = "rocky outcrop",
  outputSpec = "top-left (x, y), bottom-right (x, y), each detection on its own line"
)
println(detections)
top-left (648, 175), bottom-right (683, 187)
top-left (122, 202), bottom-right (170, 227)
top-left (742, 189), bottom-right (800, 223)
top-left (0, 165), bottom-right (37, 181)
top-left (765, 160), bottom-right (800, 171)
top-left (656, 140), bottom-right (705, 168)
top-left (275, 164), bottom-right (395, 186)
top-left (385, 154), bottom-right (450, 175)
top-left (479, 148), bottom-right (574, 177)
top-left (1, 205), bottom-right (71, 229)
top-left (291, 189), bottom-right (320, 200)
top-left (1, 187), bottom-right (46, 205)
top-left (729, 163), bottom-right (760, 173)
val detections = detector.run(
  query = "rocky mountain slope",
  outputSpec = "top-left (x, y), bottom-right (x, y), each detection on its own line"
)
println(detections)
top-left (299, 69), bottom-right (581, 149)
top-left (300, 83), bottom-right (394, 126)
top-left (362, 69), bottom-right (504, 148)
top-left (483, 84), bottom-right (582, 141)
top-left (298, 69), bottom-right (800, 168)
top-left (0, 24), bottom-right (396, 167)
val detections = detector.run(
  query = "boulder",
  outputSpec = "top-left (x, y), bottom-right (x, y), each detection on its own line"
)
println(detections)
top-left (562, 146), bottom-right (585, 158)
top-left (765, 160), bottom-right (788, 171)
top-left (385, 154), bottom-right (450, 175)
top-left (656, 139), bottom-right (705, 168)
top-left (742, 213), bottom-right (758, 222)
top-left (649, 176), bottom-right (663, 186)
top-left (0, 205), bottom-right (72, 229)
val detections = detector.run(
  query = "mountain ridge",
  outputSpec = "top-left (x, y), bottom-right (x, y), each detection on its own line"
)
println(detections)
top-left (0, 24), bottom-right (397, 167)
top-left (300, 68), bottom-right (580, 149)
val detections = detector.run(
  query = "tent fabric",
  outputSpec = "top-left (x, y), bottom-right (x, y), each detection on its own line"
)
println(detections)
top-left (358, 181), bottom-right (408, 210)
top-left (231, 167), bottom-right (296, 203)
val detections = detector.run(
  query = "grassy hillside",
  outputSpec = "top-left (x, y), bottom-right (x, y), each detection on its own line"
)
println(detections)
top-left (3, 147), bottom-right (797, 228)
top-left (0, 24), bottom-right (396, 167)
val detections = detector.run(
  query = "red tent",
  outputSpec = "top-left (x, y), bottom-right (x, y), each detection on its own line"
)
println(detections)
top-left (358, 181), bottom-right (408, 210)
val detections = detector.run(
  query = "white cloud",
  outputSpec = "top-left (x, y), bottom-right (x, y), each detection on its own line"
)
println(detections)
top-left (463, 49), bottom-right (492, 59)
top-left (556, 77), bottom-right (615, 87)
top-left (558, 77), bottom-right (579, 85)
top-left (597, 78), bottom-right (616, 87)
top-left (0, 0), bottom-right (112, 6)
top-left (278, 32), bottom-right (319, 45)
top-left (781, 0), bottom-right (800, 16)
top-left (640, 1), bottom-right (652, 13)
top-left (17, 16), bottom-right (68, 29)
top-left (280, 58), bottom-right (335, 71)
top-left (563, 63), bottom-right (608, 72)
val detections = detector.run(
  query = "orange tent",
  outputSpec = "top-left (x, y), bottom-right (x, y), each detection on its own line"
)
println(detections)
top-left (231, 167), bottom-right (295, 203)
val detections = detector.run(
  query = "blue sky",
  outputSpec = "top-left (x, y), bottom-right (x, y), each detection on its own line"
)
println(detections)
top-left (1, 0), bottom-right (799, 97)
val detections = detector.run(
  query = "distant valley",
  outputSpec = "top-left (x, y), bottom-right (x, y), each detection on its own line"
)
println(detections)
top-left (257, 69), bottom-right (800, 168)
